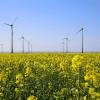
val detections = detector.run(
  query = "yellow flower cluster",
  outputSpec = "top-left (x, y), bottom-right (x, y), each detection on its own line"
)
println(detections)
top-left (0, 72), bottom-right (7, 84)
top-left (27, 95), bottom-right (38, 100)
top-left (16, 73), bottom-right (24, 84)
top-left (25, 66), bottom-right (32, 76)
top-left (72, 55), bottom-right (85, 70)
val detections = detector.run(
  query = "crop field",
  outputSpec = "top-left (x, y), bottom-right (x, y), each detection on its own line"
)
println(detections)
top-left (0, 53), bottom-right (100, 100)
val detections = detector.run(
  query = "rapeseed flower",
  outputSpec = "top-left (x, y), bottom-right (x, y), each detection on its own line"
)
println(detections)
top-left (84, 82), bottom-right (89, 88)
top-left (0, 92), bottom-right (3, 97)
top-left (88, 88), bottom-right (95, 95)
top-left (16, 73), bottom-right (24, 84)
top-left (27, 95), bottom-right (38, 100)
top-left (25, 67), bottom-right (32, 76)
top-left (72, 55), bottom-right (85, 70)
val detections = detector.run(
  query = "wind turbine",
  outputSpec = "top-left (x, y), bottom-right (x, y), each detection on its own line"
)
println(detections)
top-left (64, 37), bottom-right (68, 53)
top-left (4, 23), bottom-right (14, 53)
top-left (4, 18), bottom-right (17, 53)
top-left (30, 44), bottom-right (32, 53)
top-left (21, 36), bottom-right (24, 53)
top-left (78, 28), bottom-right (84, 53)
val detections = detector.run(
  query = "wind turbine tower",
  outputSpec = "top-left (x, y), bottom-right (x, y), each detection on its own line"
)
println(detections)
top-left (4, 18), bottom-right (17, 53)
top-left (78, 28), bottom-right (84, 53)
top-left (4, 23), bottom-right (14, 53)
top-left (21, 36), bottom-right (25, 53)
top-left (64, 37), bottom-right (68, 53)
top-left (27, 41), bottom-right (30, 53)
top-left (31, 44), bottom-right (32, 53)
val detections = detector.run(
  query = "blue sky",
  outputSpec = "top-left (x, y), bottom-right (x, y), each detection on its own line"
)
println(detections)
top-left (0, 0), bottom-right (100, 52)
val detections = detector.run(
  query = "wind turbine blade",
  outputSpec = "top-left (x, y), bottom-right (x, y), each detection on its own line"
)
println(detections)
top-left (83, 27), bottom-right (87, 32)
top-left (4, 23), bottom-right (11, 26)
top-left (64, 37), bottom-right (68, 41)
top-left (12, 17), bottom-right (18, 25)
top-left (76, 28), bottom-right (84, 34)
top-left (78, 28), bottom-right (82, 32)
top-left (78, 29), bottom-right (81, 32)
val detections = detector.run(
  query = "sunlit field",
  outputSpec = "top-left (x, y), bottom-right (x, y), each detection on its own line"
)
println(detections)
top-left (0, 53), bottom-right (100, 100)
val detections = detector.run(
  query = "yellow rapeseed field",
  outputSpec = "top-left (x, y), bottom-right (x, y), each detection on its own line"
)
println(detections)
top-left (0, 53), bottom-right (100, 100)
